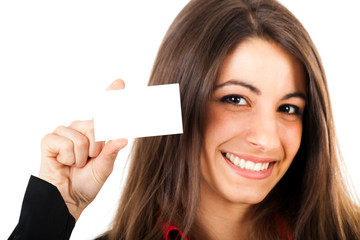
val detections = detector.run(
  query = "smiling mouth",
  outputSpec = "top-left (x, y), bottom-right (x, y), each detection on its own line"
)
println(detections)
top-left (222, 152), bottom-right (275, 172)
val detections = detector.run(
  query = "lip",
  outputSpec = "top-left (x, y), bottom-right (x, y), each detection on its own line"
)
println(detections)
top-left (223, 151), bottom-right (278, 163)
top-left (221, 152), bottom-right (276, 180)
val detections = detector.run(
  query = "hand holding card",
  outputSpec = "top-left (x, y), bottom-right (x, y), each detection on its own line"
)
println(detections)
top-left (38, 79), bottom-right (129, 221)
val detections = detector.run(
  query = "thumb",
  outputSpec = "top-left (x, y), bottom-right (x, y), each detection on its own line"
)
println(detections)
top-left (92, 138), bottom-right (128, 184)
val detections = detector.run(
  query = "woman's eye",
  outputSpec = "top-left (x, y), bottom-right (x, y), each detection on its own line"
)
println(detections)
top-left (221, 95), bottom-right (247, 106)
top-left (278, 104), bottom-right (300, 115)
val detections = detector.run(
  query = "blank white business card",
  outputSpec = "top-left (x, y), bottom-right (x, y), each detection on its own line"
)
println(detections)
top-left (94, 83), bottom-right (183, 141)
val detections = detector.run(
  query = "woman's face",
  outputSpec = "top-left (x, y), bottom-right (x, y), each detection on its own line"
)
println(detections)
top-left (200, 38), bottom-right (306, 206)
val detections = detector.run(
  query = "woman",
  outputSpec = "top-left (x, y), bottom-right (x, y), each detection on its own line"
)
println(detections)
top-left (10, 0), bottom-right (360, 239)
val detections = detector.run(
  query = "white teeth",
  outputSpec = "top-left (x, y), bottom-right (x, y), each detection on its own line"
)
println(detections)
top-left (245, 161), bottom-right (254, 170)
top-left (224, 153), bottom-right (271, 172)
top-left (254, 163), bottom-right (262, 171)
top-left (234, 157), bottom-right (240, 166)
top-left (239, 159), bottom-right (245, 168)
top-left (261, 163), bottom-right (266, 171)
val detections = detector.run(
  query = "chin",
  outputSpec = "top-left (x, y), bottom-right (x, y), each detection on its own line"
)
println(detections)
top-left (225, 190), bottom-right (269, 205)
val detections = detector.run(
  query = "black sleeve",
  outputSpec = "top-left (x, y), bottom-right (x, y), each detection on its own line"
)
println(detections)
top-left (8, 176), bottom-right (76, 240)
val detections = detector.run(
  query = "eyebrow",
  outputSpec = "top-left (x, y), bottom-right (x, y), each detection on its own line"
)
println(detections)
top-left (214, 79), bottom-right (307, 101)
top-left (281, 92), bottom-right (307, 101)
top-left (214, 80), bottom-right (261, 95)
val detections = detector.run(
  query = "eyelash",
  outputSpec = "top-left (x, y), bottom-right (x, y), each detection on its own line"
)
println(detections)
top-left (278, 104), bottom-right (301, 116)
top-left (220, 94), bottom-right (248, 106)
top-left (220, 94), bottom-right (302, 116)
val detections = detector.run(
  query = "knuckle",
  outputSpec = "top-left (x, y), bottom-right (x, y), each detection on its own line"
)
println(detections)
top-left (69, 120), bottom-right (80, 128)
top-left (57, 153), bottom-right (75, 166)
top-left (41, 133), bottom-right (55, 148)
top-left (54, 125), bottom-right (66, 134)
top-left (61, 139), bottom-right (74, 153)
top-left (41, 133), bottom-right (51, 143)
top-left (75, 135), bottom-right (89, 150)
top-left (58, 140), bottom-right (75, 165)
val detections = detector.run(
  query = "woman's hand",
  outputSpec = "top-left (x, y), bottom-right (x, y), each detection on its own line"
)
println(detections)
top-left (39, 79), bottom-right (127, 221)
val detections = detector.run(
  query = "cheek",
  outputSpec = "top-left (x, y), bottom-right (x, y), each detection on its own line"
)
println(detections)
top-left (279, 121), bottom-right (303, 158)
top-left (203, 107), bottom-right (245, 150)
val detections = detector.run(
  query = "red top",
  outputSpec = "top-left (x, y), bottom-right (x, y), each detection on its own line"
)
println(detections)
top-left (275, 213), bottom-right (294, 240)
top-left (164, 224), bottom-right (188, 240)
top-left (163, 215), bottom-right (293, 240)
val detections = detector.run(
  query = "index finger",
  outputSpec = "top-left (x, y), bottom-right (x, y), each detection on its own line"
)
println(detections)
top-left (106, 79), bottom-right (125, 91)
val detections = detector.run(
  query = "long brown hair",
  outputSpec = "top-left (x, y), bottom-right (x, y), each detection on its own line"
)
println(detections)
top-left (104, 0), bottom-right (360, 239)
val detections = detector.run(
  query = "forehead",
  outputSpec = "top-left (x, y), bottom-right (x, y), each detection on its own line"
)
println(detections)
top-left (218, 38), bottom-right (306, 94)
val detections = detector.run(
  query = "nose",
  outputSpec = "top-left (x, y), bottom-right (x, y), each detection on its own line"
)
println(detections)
top-left (244, 110), bottom-right (281, 152)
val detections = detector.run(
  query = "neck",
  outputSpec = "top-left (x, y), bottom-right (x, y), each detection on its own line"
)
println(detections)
top-left (195, 180), bottom-right (253, 240)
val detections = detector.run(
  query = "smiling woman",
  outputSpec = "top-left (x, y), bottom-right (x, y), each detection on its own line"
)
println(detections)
top-left (199, 38), bottom-right (306, 238)
top-left (202, 38), bottom-right (306, 202)
top-left (102, 0), bottom-right (360, 238)
top-left (7, 0), bottom-right (360, 240)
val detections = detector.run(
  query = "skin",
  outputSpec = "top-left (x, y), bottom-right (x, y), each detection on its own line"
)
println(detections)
top-left (39, 79), bottom-right (128, 221)
top-left (198, 38), bottom-right (306, 240)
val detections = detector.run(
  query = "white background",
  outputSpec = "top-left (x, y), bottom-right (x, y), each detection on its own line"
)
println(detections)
top-left (1, 1), bottom-right (359, 239)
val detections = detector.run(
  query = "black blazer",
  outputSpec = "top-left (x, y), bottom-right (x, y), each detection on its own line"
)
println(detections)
top-left (8, 176), bottom-right (75, 240)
